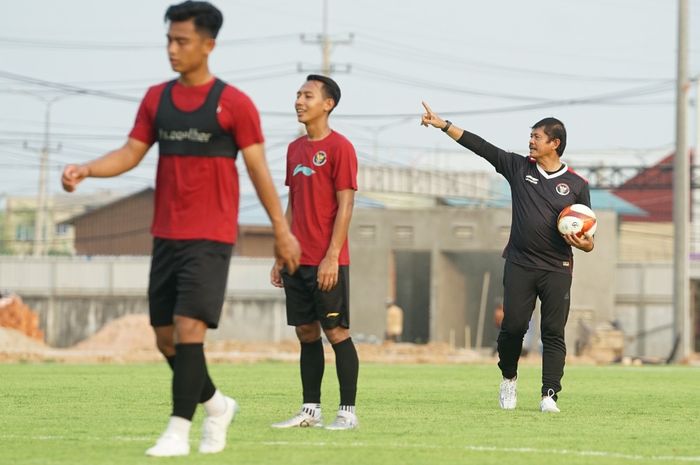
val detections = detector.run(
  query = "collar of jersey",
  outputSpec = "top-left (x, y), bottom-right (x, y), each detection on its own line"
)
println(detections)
top-left (536, 162), bottom-right (568, 180)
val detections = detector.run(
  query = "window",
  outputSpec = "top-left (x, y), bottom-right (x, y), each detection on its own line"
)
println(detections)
top-left (55, 223), bottom-right (69, 236)
top-left (15, 224), bottom-right (33, 241)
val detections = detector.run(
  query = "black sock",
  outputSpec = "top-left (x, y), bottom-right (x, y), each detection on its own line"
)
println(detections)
top-left (300, 338), bottom-right (325, 404)
top-left (332, 337), bottom-right (359, 406)
top-left (172, 343), bottom-right (207, 420)
top-left (166, 354), bottom-right (217, 403)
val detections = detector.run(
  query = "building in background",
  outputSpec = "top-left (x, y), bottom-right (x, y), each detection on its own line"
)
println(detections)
top-left (62, 188), bottom-right (277, 257)
top-left (0, 191), bottom-right (122, 256)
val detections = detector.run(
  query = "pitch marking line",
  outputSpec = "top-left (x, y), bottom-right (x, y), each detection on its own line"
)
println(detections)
top-left (3, 436), bottom-right (699, 462)
top-left (262, 441), bottom-right (700, 463)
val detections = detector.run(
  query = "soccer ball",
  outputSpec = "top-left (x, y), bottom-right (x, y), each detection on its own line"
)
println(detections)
top-left (557, 204), bottom-right (597, 238)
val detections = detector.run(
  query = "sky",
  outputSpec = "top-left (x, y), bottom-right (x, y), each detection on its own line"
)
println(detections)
top-left (1, 0), bottom-right (699, 210)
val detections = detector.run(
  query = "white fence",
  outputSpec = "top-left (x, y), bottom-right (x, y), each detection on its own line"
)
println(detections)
top-left (0, 256), bottom-right (280, 297)
top-left (1, 257), bottom-right (696, 357)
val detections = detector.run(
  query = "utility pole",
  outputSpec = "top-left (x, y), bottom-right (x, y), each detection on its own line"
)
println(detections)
top-left (299, 0), bottom-right (353, 76)
top-left (321, 0), bottom-right (330, 76)
top-left (692, 75), bottom-right (700, 257)
top-left (672, 0), bottom-right (691, 361)
top-left (25, 96), bottom-right (62, 256)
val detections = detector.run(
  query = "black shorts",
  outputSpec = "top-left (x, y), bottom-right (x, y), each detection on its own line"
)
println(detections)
top-left (148, 238), bottom-right (233, 329)
top-left (282, 265), bottom-right (350, 329)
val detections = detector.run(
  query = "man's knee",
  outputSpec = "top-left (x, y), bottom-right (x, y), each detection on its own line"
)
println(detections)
top-left (500, 320), bottom-right (530, 337)
top-left (540, 323), bottom-right (565, 341)
top-left (174, 316), bottom-right (207, 343)
top-left (154, 326), bottom-right (175, 356)
top-left (295, 323), bottom-right (321, 343)
top-left (323, 326), bottom-right (350, 345)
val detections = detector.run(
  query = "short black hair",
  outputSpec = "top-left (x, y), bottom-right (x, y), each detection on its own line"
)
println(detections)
top-left (165, 1), bottom-right (223, 38)
top-left (532, 117), bottom-right (567, 156)
top-left (306, 74), bottom-right (341, 111)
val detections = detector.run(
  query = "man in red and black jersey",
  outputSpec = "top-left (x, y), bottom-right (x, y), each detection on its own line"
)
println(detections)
top-left (421, 102), bottom-right (594, 414)
top-left (270, 75), bottom-right (360, 430)
top-left (61, 1), bottom-right (300, 457)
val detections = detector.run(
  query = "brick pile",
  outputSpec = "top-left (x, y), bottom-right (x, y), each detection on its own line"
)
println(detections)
top-left (0, 294), bottom-right (45, 342)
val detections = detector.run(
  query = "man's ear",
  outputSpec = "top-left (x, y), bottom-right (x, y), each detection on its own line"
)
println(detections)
top-left (203, 37), bottom-right (216, 55)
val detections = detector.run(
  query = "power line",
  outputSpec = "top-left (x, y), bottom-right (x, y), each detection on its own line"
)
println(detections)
top-left (0, 34), bottom-right (299, 50)
top-left (352, 64), bottom-right (549, 102)
top-left (355, 34), bottom-right (672, 84)
top-left (0, 70), bottom-right (139, 103)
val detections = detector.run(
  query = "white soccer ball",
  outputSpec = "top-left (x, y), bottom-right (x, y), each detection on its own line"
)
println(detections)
top-left (557, 204), bottom-right (597, 238)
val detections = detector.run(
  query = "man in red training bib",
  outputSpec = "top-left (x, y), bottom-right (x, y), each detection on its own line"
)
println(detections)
top-left (61, 1), bottom-right (300, 456)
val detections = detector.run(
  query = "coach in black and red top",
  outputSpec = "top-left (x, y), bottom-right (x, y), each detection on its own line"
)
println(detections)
top-left (270, 75), bottom-right (360, 431)
top-left (421, 101), bottom-right (594, 414)
top-left (61, 1), bottom-right (300, 457)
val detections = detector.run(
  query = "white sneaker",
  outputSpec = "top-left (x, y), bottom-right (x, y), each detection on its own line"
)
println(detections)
top-left (271, 405), bottom-right (323, 428)
top-left (325, 410), bottom-right (359, 430)
top-left (199, 397), bottom-right (239, 454)
top-left (145, 432), bottom-right (190, 457)
top-left (499, 377), bottom-right (517, 410)
top-left (540, 390), bottom-right (560, 413)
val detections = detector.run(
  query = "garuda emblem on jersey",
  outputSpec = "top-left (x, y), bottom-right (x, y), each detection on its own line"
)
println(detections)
top-left (313, 151), bottom-right (327, 167)
top-left (555, 183), bottom-right (570, 196)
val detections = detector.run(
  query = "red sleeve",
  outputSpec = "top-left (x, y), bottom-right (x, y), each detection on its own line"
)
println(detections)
top-left (128, 85), bottom-right (163, 145)
top-left (332, 138), bottom-right (358, 191)
top-left (220, 87), bottom-right (264, 150)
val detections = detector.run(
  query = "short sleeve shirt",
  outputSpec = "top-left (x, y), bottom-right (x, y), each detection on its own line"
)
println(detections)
top-left (129, 78), bottom-right (264, 244)
top-left (285, 131), bottom-right (358, 265)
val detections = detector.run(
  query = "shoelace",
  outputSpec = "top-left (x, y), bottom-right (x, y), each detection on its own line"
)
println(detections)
top-left (544, 388), bottom-right (556, 400)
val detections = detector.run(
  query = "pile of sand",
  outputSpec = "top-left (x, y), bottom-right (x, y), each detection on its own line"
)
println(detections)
top-left (73, 313), bottom-right (156, 352)
top-left (0, 326), bottom-right (46, 351)
top-left (204, 340), bottom-right (483, 364)
top-left (0, 326), bottom-right (48, 361)
top-left (0, 311), bottom-right (502, 364)
top-left (0, 294), bottom-right (44, 341)
top-left (67, 313), bottom-right (485, 363)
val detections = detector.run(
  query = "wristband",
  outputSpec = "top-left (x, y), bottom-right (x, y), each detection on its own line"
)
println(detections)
top-left (441, 120), bottom-right (452, 132)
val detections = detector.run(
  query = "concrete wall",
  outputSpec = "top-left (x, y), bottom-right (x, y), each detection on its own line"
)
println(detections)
top-left (614, 263), bottom-right (675, 359)
top-left (565, 210), bottom-right (619, 351)
top-left (349, 208), bottom-right (619, 353)
top-left (0, 256), bottom-right (293, 347)
top-left (3, 208), bottom-right (678, 358)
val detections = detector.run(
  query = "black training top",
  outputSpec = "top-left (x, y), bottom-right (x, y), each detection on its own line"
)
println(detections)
top-left (155, 78), bottom-right (238, 158)
top-left (457, 130), bottom-right (591, 274)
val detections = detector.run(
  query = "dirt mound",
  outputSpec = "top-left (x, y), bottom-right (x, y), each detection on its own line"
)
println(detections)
top-left (0, 327), bottom-right (47, 352)
top-left (73, 313), bottom-right (156, 352)
top-left (204, 340), bottom-right (483, 364)
top-left (0, 294), bottom-right (44, 341)
top-left (0, 310), bottom-right (516, 364)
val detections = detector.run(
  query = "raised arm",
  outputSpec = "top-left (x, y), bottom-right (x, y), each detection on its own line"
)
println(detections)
top-left (241, 143), bottom-right (301, 273)
top-left (420, 100), bottom-right (464, 141)
top-left (61, 137), bottom-right (151, 192)
top-left (420, 101), bottom-right (512, 171)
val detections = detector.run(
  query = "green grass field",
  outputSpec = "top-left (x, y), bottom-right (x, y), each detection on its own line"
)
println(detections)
top-left (1, 362), bottom-right (698, 465)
